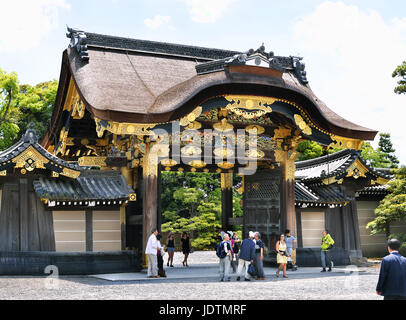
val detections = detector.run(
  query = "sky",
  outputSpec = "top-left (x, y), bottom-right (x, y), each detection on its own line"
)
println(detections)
top-left (0, 0), bottom-right (405, 164)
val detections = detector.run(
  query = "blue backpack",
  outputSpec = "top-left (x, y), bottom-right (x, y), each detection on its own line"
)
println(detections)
top-left (216, 241), bottom-right (230, 259)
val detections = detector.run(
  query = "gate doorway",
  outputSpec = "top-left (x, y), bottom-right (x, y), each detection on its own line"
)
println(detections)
top-left (244, 168), bottom-right (281, 263)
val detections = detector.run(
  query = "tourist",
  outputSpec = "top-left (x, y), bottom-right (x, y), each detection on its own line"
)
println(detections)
top-left (276, 233), bottom-right (289, 278)
top-left (321, 229), bottom-right (335, 272)
top-left (285, 229), bottom-right (298, 271)
top-left (231, 232), bottom-right (240, 273)
top-left (376, 239), bottom-right (406, 300)
top-left (217, 233), bottom-right (232, 282)
top-left (156, 234), bottom-right (166, 278)
top-left (145, 228), bottom-right (159, 278)
top-left (166, 233), bottom-right (175, 267)
top-left (254, 232), bottom-right (265, 280)
top-left (181, 232), bottom-right (191, 267)
top-left (236, 231), bottom-right (256, 281)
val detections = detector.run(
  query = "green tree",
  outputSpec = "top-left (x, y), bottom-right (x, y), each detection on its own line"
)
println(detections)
top-left (16, 80), bottom-right (58, 141)
top-left (361, 142), bottom-right (387, 168)
top-left (297, 140), bottom-right (324, 161)
top-left (0, 68), bottom-right (20, 149)
top-left (378, 133), bottom-right (399, 168)
top-left (367, 167), bottom-right (406, 235)
top-left (0, 68), bottom-right (58, 151)
top-left (392, 61), bottom-right (406, 94)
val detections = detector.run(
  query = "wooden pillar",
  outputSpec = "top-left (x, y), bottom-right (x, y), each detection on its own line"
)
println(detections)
top-left (19, 178), bottom-right (29, 251)
top-left (277, 151), bottom-right (297, 236)
top-left (142, 144), bottom-right (159, 267)
top-left (85, 209), bottom-right (93, 252)
top-left (221, 173), bottom-right (233, 230)
top-left (120, 166), bottom-right (133, 251)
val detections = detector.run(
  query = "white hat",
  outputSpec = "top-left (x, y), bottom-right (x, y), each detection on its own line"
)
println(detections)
top-left (249, 231), bottom-right (255, 238)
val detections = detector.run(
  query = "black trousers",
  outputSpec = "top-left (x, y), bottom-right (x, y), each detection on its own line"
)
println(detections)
top-left (384, 295), bottom-right (406, 300)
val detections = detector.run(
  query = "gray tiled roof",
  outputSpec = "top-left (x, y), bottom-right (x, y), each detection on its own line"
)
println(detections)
top-left (33, 170), bottom-right (133, 201)
top-left (0, 126), bottom-right (81, 174)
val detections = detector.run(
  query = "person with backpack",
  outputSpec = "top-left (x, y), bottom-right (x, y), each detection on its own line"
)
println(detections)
top-left (321, 229), bottom-right (335, 272)
top-left (236, 231), bottom-right (256, 281)
top-left (217, 233), bottom-right (232, 282)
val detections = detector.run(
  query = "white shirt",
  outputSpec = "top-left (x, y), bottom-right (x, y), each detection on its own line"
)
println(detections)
top-left (145, 233), bottom-right (158, 255)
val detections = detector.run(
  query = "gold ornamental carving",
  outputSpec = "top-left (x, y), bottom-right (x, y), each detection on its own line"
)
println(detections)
top-left (179, 106), bottom-right (203, 127)
top-left (245, 149), bottom-right (265, 159)
top-left (245, 125), bottom-right (265, 135)
top-left (214, 147), bottom-right (234, 158)
top-left (218, 162), bottom-right (234, 170)
top-left (13, 146), bottom-right (49, 171)
top-left (188, 160), bottom-right (206, 168)
top-left (294, 114), bottom-right (312, 136)
top-left (329, 136), bottom-right (363, 150)
top-left (78, 156), bottom-right (107, 167)
top-left (221, 172), bottom-right (233, 190)
top-left (213, 119), bottom-right (234, 132)
top-left (224, 95), bottom-right (274, 119)
top-left (61, 167), bottom-right (81, 179)
top-left (161, 158), bottom-right (177, 167)
top-left (181, 145), bottom-right (202, 156)
top-left (94, 117), bottom-right (157, 138)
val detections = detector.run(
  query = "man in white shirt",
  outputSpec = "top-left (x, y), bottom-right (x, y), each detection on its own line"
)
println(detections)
top-left (145, 228), bottom-right (159, 278)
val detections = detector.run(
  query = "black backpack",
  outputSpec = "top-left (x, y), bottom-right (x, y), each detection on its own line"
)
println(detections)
top-left (216, 241), bottom-right (230, 259)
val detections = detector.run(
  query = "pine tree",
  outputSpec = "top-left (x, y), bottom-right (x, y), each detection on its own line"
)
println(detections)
top-left (392, 61), bottom-right (406, 94)
top-left (378, 133), bottom-right (399, 168)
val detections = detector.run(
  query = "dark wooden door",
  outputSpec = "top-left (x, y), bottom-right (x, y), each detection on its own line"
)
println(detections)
top-left (243, 168), bottom-right (281, 263)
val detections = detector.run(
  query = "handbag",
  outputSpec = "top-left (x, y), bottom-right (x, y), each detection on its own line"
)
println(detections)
top-left (247, 263), bottom-right (256, 277)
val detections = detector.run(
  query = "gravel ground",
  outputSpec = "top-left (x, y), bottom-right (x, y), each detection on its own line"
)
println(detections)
top-left (0, 251), bottom-right (383, 300)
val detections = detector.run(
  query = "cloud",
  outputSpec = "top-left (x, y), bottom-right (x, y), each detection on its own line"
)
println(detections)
top-left (144, 15), bottom-right (172, 29)
top-left (0, 0), bottom-right (70, 52)
top-left (180, 0), bottom-right (236, 23)
top-left (292, 1), bottom-right (406, 164)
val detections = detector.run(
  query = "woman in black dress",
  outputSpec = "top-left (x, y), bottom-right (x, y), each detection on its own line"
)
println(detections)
top-left (181, 232), bottom-right (190, 267)
top-left (166, 233), bottom-right (175, 267)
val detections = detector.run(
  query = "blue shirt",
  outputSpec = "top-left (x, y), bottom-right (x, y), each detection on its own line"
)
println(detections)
top-left (255, 239), bottom-right (264, 253)
top-left (285, 235), bottom-right (296, 249)
top-left (238, 238), bottom-right (256, 261)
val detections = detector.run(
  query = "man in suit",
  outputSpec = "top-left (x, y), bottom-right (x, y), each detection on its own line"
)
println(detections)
top-left (376, 239), bottom-right (406, 300)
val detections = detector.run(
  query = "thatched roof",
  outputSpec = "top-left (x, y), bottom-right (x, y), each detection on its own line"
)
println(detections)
top-left (46, 29), bottom-right (378, 146)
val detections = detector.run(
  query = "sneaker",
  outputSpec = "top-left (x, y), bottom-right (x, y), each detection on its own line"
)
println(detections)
top-left (236, 276), bottom-right (240, 281)
top-left (321, 269), bottom-right (326, 272)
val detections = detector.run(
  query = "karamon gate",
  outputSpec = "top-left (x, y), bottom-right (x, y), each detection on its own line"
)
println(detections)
top-left (40, 28), bottom-right (382, 266)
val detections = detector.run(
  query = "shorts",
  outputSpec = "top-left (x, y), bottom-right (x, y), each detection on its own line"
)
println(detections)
top-left (167, 247), bottom-right (175, 252)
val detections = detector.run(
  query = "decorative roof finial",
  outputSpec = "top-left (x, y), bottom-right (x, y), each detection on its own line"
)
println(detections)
top-left (23, 122), bottom-right (38, 143)
top-left (66, 26), bottom-right (89, 61)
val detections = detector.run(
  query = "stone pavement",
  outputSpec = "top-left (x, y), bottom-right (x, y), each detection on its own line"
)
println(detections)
top-left (0, 251), bottom-right (383, 300)
top-left (90, 251), bottom-right (371, 282)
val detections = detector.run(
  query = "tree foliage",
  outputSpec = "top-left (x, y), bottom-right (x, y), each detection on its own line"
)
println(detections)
top-left (392, 61), bottom-right (406, 94)
top-left (378, 133), bottom-right (399, 168)
top-left (0, 68), bottom-right (57, 151)
top-left (160, 171), bottom-right (242, 250)
top-left (367, 167), bottom-right (406, 235)
top-left (297, 140), bottom-right (324, 161)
